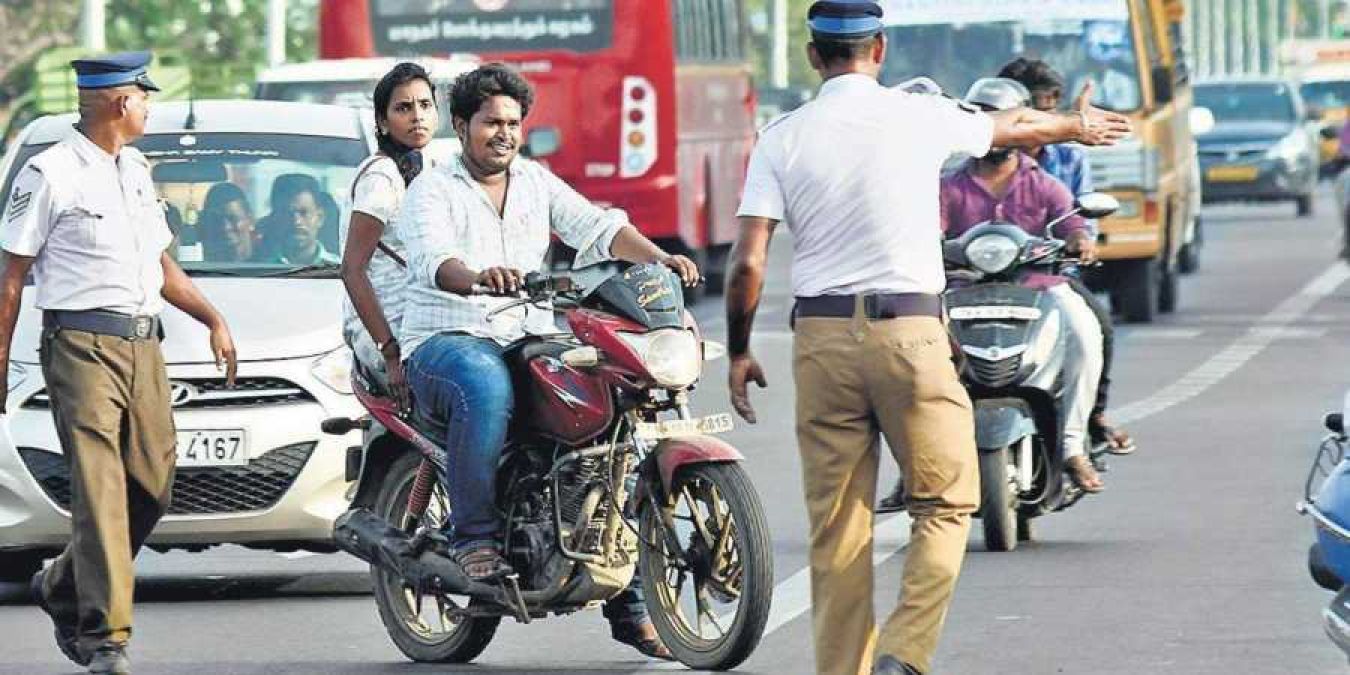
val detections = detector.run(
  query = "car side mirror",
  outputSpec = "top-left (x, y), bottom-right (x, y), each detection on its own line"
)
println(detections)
top-left (1076, 192), bottom-right (1120, 219)
top-left (1189, 106), bottom-right (1216, 136)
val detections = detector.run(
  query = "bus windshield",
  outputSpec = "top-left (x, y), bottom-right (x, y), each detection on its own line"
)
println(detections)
top-left (880, 0), bottom-right (1141, 112)
top-left (369, 0), bottom-right (614, 55)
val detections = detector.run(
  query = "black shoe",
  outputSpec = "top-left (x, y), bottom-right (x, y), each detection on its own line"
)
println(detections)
top-left (876, 479), bottom-right (907, 514)
top-left (87, 642), bottom-right (131, 675)
top-left (30, 569), bottom-right (88, 666)
top-left (873, 655), bottom-right (923, 675)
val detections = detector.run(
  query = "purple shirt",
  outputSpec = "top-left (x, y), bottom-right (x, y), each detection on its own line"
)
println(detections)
top-left (940, 155), bottom-right (1087, 240)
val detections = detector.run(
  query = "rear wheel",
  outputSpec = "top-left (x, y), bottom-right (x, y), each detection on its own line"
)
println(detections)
top-left (978, 447), bottom-right (1017, 552)
top-left (371, 452), bottom-right (499, 663)
top-left (1158, 259), bottom-right (1179, 314)
top-left (639, 463), bottom-right (773, 670)
top-left (1117, 258), bottom-right (1158, 324)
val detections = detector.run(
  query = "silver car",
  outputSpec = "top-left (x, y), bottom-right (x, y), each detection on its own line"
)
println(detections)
top-left (0, 100), bottom-right (374, 580)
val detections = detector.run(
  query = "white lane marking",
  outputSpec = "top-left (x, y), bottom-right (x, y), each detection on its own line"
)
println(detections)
top-left (743, 261), bottom-right (1350, 645)
top-left (1112, 261), bottom-right (1350, 426)
top-left (1117, 328), bottom-right (1205, 340)
top-left (277, 551), bottom-right (318, 560)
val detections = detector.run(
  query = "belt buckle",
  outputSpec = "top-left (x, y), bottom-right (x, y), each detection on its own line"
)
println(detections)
top-left (133, 316), bottom-right (152, 340)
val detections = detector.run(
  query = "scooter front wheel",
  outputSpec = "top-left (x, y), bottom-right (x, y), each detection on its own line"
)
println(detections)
top-left (979, 447), bottom-right (1018, 552)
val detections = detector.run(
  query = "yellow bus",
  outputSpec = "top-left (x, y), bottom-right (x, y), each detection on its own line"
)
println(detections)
top-left (882, 0), bottom-right (1199, 322)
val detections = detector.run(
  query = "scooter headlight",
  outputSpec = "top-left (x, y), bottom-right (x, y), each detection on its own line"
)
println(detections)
top-left (311, 346), bottom-right (354, 395)
top-left (619, 328), bottom-right (702, 389)
top-left (965, 234), bottom-right (1022, 275)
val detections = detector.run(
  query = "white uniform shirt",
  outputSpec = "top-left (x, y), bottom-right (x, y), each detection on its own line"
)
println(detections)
top-left (737, 73), bottom-right (994, 297)
top-left (0, 130), bottom-right (172, 315)
top-left (341, 155), bottom-right (412, 344)
top-left (398, 155), bottom-right (627, 355)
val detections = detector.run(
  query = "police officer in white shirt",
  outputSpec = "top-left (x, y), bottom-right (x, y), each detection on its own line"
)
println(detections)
top-left (723, 3), bottom-right (1132, 674)
top-left (0, 52), bottom-right (238, 675)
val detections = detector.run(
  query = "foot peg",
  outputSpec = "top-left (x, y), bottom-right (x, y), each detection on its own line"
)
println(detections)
top-left (502, 574), bottom-right (530, 624)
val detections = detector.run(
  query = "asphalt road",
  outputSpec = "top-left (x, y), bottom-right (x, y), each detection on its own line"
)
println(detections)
top-left (1, 191), bottom-right (1348, 674)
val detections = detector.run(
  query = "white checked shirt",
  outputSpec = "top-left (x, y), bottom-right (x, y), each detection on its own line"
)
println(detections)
top-left (737, 73), bottom-right (994, 297)
top-left (397, 155), bottom-right (627, 355)
top-left (0, 130), bottom-right (172, 315)
top-left (341, 155), bottom-right (412, 345)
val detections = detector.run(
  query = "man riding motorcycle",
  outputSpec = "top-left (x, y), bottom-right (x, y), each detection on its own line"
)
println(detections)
top-left (939, 77), bottom-right (1106, 492)
top-left (395, 64), bottom-right (700, 657)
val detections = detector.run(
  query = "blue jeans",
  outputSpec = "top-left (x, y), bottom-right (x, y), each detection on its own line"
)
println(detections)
top-left (406, 333), bottom-right (512, 551)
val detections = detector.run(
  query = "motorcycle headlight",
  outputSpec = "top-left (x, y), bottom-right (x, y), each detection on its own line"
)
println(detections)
top-left (619, 328), bottom-right (702, 389)
top-left (7, 362), bottom-right (27, 391)
top-left (965, 234), bottom-right (1021, 275)
top-left (1266, 131), bottom-right (1308, 162)
top-left (311, 346), bottom-right (354, 395)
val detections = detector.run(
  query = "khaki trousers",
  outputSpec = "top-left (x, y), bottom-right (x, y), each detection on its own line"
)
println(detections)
top-left (792, 309), bottom-right (978, 675)
top-left (37, 327), bottom-right (176, 653)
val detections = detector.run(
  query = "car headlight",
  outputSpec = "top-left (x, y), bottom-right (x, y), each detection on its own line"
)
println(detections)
top-left (7, 362), bottom-right (27, 391)
top-left (1266, 131), bottom-right (1309, 162)
top-left (311, 347), bottom-right (354, 395)
top-left (618, 328), bottom-right (702, 389)
top-left (965, 234), bottom-right (1021, 275)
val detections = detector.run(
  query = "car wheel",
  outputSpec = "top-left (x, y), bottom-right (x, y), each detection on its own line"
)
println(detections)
top-left (0, 550), bottom-right (47, 583)
top-left (1117, 258), bottom-right (1158, 323)
top-left (1158, 259), bottom-right (1179, 314)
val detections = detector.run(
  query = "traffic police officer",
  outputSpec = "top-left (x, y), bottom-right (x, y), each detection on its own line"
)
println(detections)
top-left (723, 3), bottom-right (1132, 674)
top-left (0, 52), bottom-right (238, 675)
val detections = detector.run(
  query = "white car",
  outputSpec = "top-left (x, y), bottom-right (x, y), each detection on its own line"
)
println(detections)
top-left (0, 100), bottom-right (374, 581)
top-left (255, 56), bottom-right (478, 164)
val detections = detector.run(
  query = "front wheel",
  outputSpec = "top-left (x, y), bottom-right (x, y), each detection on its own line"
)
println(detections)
top-left (1117, 258), bottom-right (1158, 324)
top-left (1297, 193), bottom-right (1315, 218)
top-left (979, 447), bottom-right (1017, 552)
top-left (639, 463), bottom-right (772, 671)
top-left (371, 452), bottom-right (500, 663)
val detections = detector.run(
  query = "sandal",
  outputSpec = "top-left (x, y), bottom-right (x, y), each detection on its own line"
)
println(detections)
top-left (1090, 414), bottom-right (1137, 456)
top-left (1065, 455), bottom-right (1105, 493)
top-left (451, 545), bottom-right (514, 583)
top-left (611, 619), bottom-right (675, 661)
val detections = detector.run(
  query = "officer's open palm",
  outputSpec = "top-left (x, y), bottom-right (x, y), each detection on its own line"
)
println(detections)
top-left (211, 323), bottom-right (238, 387)
top-left (1072, 81), bottom-right (1133, 147)
top-left (728, 354), bottom-right (767, 424)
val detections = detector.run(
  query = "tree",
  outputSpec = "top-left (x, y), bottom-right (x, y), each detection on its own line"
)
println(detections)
top-left (0, 1), bottom-right (81, 102)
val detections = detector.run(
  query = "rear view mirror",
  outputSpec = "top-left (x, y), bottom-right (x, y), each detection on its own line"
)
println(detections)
top-left (1076, 192), bottom-right (1120, 219)
top-left (1189, 106), bottom-right (1216, 136)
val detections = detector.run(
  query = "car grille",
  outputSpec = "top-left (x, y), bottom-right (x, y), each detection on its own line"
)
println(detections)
top-left (965, 355), bottom-right (1022, 388)
top-left (18, 443), bottom-right (315, 515)
top-left (22, 377), bottom-right (315, 410)
top-left (1198, 148), bottom-right (1266, 162)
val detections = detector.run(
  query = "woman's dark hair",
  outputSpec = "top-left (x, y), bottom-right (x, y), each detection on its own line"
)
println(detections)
top-left (450, 63), bottom-right (534, 123)
top-left (998, 57), bottom-right (1065, 95)
top-left (373, 62), bottom-right (436, 185)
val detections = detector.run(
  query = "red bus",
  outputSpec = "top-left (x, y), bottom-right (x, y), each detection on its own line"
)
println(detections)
top-left (318, 0), bottom-right (756, 290)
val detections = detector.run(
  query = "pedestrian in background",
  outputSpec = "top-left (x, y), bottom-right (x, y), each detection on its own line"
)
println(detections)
top-left (0, 52), bottom-right (238, 675)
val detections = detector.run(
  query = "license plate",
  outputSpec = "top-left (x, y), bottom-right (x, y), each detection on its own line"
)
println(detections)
top-left (949, 306), bottom-right (1042, 321)
top-left (176, 430), bottom-right (247, 467)
top-left (1206, 165), bottom-right (1259, 182)
top-left (635, 414), bottom-right (734, 441)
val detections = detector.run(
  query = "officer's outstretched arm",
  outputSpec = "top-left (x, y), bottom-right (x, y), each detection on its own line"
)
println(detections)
top-left (0, 252), bottom-right (34, 413)
top-left (989, 102), bottom-right (1132, 149)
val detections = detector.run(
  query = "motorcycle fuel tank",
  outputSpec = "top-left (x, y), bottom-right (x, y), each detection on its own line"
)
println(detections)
top-left (520, 354), bottom-right (615, 446)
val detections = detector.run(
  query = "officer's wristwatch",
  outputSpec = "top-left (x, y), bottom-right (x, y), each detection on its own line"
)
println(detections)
top-left (377, 337), bottom-right (400, 358)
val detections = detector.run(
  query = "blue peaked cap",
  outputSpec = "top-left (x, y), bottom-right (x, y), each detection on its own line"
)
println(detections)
top-left (808, 0), bottom-right (885, 38)
top-left (71, 51), bottom-right (160, 91)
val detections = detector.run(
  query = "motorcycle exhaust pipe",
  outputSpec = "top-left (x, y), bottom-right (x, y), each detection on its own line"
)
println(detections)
top-left (333, 508), bottom-right (507, 601)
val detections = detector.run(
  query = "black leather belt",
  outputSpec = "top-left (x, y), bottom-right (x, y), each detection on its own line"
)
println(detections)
top-left (43, 310), bottom-right (162, 341)
top-left (793, 293), bottom-right (943, 320)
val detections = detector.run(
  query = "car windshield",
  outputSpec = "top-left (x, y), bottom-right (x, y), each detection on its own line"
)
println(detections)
top-left (2, 132), bottom-right (368, 279)
top-left (1300, 80), bottom-right (1350, 111)
top-left (881, 0), bottom-right (1141, 112)
top-left (1194, 83), bottom-right (1297, 123)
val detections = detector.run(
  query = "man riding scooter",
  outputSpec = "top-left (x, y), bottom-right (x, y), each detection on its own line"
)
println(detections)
top-left (940, 77), bottom-right (1107, 492)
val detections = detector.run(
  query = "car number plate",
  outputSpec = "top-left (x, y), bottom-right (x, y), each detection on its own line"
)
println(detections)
top-left (635, 413), bottom-right (734, 441)
top-left (949, 306), bottom-right (1042, 321)
top-left (175, 430), bottom-right (247, 467)
top-left (1206, 165), bottom-right (1259, 182)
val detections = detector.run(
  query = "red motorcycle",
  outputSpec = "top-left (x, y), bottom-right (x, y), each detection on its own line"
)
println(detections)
top-left (323, 264), bottom-right (772, 670)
